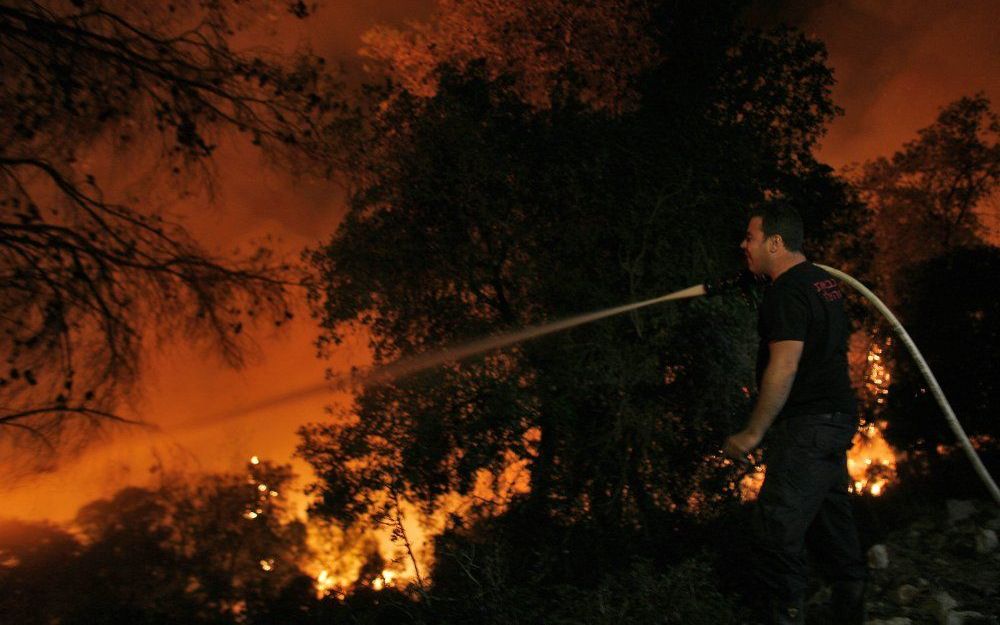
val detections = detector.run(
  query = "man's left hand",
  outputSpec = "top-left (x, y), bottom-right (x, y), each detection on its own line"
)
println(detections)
top-left (723, 429), bottom-right (763, 465)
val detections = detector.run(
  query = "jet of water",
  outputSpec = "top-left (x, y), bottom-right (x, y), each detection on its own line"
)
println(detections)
top-left (185, 283), bottom-right (708, 430)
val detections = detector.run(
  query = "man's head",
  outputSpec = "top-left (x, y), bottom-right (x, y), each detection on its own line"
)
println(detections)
top-left (741, 201), bottom-right (805, 277)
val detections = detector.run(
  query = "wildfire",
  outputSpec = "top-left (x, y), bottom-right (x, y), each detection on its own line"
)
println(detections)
top-left (847, 421), bottom-right (897, 496)
top-left (865, 338), bottom-right (892, 405)
top-left (371, 569), bottom-right (396, 591)
top-left (739, 464), bottom-right (765, 501)
top-left (738, 420), bottom-right (898, 500)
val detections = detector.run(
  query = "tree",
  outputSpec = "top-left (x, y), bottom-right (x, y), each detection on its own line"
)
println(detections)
top-left (8, 463), bottom-right (322, 624)
top-left (882, 245), bottom-right (1000, 462)
top-left (359, 0), bottom-right (660, 113)
top-left (856, 94), bottom-right (1000, 303)
top-left (301, 1), bottom-right (856, 566)
top-left (21, 462), bottom-right (315, 624)
top-left (0, 518), bottom-right (81, 625)
top-left (0, 0), bottom-right (349, 458)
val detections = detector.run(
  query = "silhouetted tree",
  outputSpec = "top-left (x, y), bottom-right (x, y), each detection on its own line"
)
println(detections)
top-left (300, 2), bottom-right (858, 565)
top-left (0, 518), bottom-right (81, 624)
top-left (883, 245), bottom-right (1000, 463)
top-left (359, 0), bottom-right (660, 113)
top-left (0, 0), bottom-right (349, 459)
top-left (64, 463), bottom-right (314, 623)
top-left (0, 462), bottom-right (315, 624)
top-left (855, 94), bottom-right (1000, 304)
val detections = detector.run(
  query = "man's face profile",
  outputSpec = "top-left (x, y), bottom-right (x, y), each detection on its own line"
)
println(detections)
top-left (741, 216), bottom-right (769, 275)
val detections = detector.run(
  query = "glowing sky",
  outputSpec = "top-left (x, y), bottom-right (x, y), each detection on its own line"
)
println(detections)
top-left (5, 0), bottom-right (998, 521)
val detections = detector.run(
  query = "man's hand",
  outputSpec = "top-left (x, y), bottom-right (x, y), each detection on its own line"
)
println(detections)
top-left (723, 429), bottom-right (764, 465)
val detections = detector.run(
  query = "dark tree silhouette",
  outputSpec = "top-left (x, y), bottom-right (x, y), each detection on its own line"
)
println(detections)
top-left (0, 518), bottom-right (81, 624)
top-left (856, 94), bottom-right (1000, 304)
top-left (300, 3), bottom-right (858, 557)
top-left (0, 462), bottom-right (316, 624)
top-left (0, 0), bottom-right (350, 457)
top-left (883, 245), bottom-right (1000, 461)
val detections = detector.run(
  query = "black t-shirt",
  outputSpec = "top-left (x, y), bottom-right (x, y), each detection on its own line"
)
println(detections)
top-left (756, 261), bottom-right (856, 419)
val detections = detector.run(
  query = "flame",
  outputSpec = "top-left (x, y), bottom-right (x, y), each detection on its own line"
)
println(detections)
top-left (314, 569), bottom-right (338, 597)
top-left (846, 420), bottom-right (897, 496)
top-left (739, 465), bottom-right (766, 501)
top-left (738, 420), bottom-right (899, 500)
top-left (865, 339), bottom-right (892, 405)
top-left (301, 430), bottom-right (537, 597)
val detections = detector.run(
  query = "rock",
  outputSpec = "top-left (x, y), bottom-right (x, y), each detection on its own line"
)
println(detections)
top-left (929, 591), bottom-right (959, 624)
top-left (954, 611), bottom-right (990, 624)
top-left (986, 516), bottom-right (1000, 531)
top-left (975, 529), bottom-right (998, 554)
top-left (947, 500), bottom-right (978, 524)
top-left (894, 583), bottom-right (920, 606)
top-left (869, 544), bottom-right (890, 569)
top-left (807, 585), bottom-right (832, 605)
top-left (866, 618), bottom-right (912, 625)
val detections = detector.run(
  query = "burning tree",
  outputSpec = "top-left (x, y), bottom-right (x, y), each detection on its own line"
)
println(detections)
top-left (0, 0), bottom-right (349, 462)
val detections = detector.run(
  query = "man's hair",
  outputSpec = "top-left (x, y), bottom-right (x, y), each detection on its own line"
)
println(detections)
top-left (750, 201), bottom-right (804, 252)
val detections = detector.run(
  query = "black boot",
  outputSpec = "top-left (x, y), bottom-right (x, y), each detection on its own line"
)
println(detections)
top-left (830, 579), bottom-right (866, 625)
top-left (770, 596), bottom-right (805, 625)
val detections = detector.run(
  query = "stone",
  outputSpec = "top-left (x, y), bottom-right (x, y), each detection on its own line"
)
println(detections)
top-left (894, 584), bottom-right (920, 606)
top-left (942, 613), bottom-right (961, 625)
top-left (866, 618), bottom-right (912, 625)
top-left (868, 544), bottom-right (890, 569)
top-left (947, 500), bottom-right (977, 524)
top-left (954, 611), bottom-right (989, 624)
top-left (974, 528), bottom-right (998, 554)
top-left (929, 591), bottom-right (959, 624)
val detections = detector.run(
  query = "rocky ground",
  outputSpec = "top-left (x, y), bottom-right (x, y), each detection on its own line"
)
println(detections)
top-left (816, 499), bottom-right (1000, 625)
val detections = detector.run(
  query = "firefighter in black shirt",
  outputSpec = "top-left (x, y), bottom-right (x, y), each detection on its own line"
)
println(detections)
top-left (723, 202), bottom-right (867, 625)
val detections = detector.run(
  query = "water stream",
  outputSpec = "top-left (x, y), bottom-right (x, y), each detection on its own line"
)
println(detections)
top-left (195, 283), bottom-right (708, 428)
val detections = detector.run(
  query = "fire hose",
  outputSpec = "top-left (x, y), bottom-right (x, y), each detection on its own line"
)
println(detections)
top-left (813, 264), bottom-right (1000, 507)
top-left (705, 265), bottom-right (1000, 506)
top-left (203, 265), bottom-right (1000, 507)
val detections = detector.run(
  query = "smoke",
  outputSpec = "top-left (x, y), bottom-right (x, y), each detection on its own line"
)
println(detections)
top-left (783, 0), bottom-right (1000, 169)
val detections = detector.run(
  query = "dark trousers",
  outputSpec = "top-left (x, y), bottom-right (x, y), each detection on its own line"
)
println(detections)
top-left (752, 413), bottom-right (867, 603)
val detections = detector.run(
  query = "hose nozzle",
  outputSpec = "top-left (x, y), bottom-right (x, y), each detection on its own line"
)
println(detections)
top-left (703, 269), bottom-right (768, 304)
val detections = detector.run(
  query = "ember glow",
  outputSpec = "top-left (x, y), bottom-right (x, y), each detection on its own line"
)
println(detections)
top-left (740, 336), bottom-right (901, 500)
top-left (847, 421), bottom-right (898, 496)
top-left (865, 337), bottom-right (893, 406)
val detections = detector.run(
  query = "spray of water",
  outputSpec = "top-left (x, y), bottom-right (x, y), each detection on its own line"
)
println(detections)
top-left (190, 283), bottom-right (708, 429)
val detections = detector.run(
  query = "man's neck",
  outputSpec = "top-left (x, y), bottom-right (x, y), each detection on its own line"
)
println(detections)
top-left (768, 253), bottom-right (807, 282)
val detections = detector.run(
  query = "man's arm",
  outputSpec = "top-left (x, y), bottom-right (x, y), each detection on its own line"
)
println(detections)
top-left (723, 340), bottom-right (804, 461)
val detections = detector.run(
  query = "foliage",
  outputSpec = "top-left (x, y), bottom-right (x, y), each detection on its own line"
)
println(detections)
top-left (882, 245), bottom-right (1000, 456)
top-left (359, 0), bottom-right (660, 113)
top-left (0, 519), bottom-right (81, 624)
top-left (301, 2), bottom-right (857, 546)
top-left (0, 462), bottom-right (316, 624)
top-left (855, 94), bottom-right (1000, 304)
top-left (0, 0), bottom-right (349, 458)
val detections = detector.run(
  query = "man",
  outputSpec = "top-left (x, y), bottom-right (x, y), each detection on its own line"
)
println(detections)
top-left (723, 202), bottom-right (867, 625)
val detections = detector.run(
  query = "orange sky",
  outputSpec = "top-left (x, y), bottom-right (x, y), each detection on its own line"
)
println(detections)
top-left (5, 0), bottom-right (998, 521)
